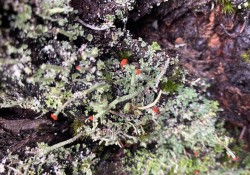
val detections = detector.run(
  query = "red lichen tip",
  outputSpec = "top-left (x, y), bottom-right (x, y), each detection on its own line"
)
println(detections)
top-left (76, 65), bottom-right (81, 70)
top-left (50, 113), bottom-right (58, 121)
top-left (193, 151), bottom-right (199, 157)
top-left (136, 69), bottom-right (141, 75)
top-left (152, 106), bottom-right (160, 114)
top-left (228, 156), bottom-right (240, 161)
top-left (120, 59), bottom-right (128, 68)
top-left (89, 115), bottom-right (93, 121)
top-left (194, 170), bottom-right (200, 175)
top-left (233, 156), bottom-right (240, 161)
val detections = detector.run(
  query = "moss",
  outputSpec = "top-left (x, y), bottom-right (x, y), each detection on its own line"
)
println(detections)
top-left (221, 1), bottom-right (235, 14)
top-left (159, 79), bottom-right (179, 93)
top-left (217, 0), bottom-right (249, 14)
top-left (118, 50), bottom-right (133, 59)
top-left (71, 119), bottom-right (84, 136)
top-left (241, 50), bottom-right (250, 63)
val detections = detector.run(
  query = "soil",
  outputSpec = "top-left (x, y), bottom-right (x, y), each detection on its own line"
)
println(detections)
top-left (0, 0), bottom-right (250, 172)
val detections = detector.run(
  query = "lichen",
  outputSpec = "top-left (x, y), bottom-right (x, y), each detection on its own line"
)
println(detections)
top-left (0, 0), bottom-right (248, 174)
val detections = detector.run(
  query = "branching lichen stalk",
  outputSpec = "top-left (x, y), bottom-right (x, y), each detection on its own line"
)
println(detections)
top-left (154, 57), bottom-right (170, 91)
top-left (43, 131), bottom-right (84, 155)
top-left (136, 90), bottom-right (163, 110)
top-left (54, 82), bottom-right (107, 116)
top-left (77, 18), bottom-right (112, 31)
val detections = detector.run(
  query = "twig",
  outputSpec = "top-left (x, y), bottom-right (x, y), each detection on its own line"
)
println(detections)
top-left (77, 18), bottom-right (111, 31)
top-left (136, 90), bottom-right (163, 110)
top-left (220, 23), bottom-right (238, 38)
top-left (191, 78), bottom-right (201, 86)
top-left (35, 112), bottom-right (45, 119)
top-left (109, 110), bottom-right (121, 116)
top-left (220, 18), bottom-right (250, 38)
top-left (109, 110), bottom-right (128, 117)
top-left (240, 11), bottom-right (250, 34)
top-left (154, 58), bottom-right (170, 91)
top-left (6, 165), bottom-right (24, 175)
top-left (215, 134), bottom-right (236, 159)
top-left (239, 126), bottom-right (246, 140)
top-left (128, 121), bottom-right (139, 135)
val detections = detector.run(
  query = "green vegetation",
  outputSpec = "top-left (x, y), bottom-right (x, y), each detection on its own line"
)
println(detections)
top-left (241, 49), bottom-right (250, 63)
top-left (217, 0), bottom-right (250, 14)
top-left (221, 0), bottom-right (235, 14)
top-left (0, 0), bottom-right (250, 174)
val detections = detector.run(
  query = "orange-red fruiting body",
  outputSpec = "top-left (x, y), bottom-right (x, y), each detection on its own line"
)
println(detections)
top-left (120, 59), bottom-right (128, 68)
top-left (89, 115), bottom-right (93, 121)
top-left (76, 65), bottom-right (81, 70)
top-left (136, 69), bottom-right (141, 75)
top-left (50, 113), bottom-right (58, 121)
top-left (152, 106), bottom-right (160, 114)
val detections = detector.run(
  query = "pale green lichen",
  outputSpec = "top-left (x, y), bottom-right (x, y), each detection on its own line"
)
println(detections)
top-left (0, 0), bottom-right (248, 174)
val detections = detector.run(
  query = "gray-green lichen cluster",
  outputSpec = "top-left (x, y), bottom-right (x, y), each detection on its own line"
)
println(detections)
top-left (0, 0), bottom-right (249, 174)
